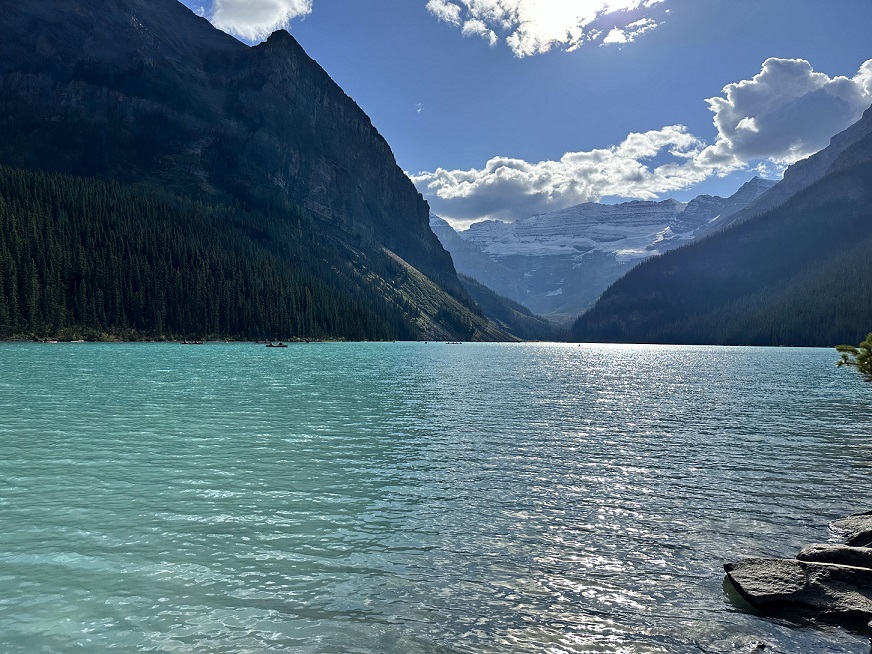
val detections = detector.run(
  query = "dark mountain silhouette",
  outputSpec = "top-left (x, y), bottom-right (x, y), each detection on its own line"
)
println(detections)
top-left (0, 0), bottom-right (511, 340)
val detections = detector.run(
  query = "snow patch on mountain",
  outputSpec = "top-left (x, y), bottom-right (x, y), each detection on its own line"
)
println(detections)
top-left (432, 177), bottom-right (777, 324)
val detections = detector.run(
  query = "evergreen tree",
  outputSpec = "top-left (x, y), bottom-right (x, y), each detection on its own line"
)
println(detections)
top-left (836, 333), bottom-right (872, 380)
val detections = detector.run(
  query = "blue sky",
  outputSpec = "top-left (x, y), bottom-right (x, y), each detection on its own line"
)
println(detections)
top-left (179, 0), bottom-right (872, 226)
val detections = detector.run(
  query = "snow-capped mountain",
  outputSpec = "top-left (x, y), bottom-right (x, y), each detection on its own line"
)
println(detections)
top-left (432, 177), bottom-right (777, 324)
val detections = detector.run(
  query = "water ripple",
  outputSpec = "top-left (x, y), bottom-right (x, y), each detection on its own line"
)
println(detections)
top-left (0, 342), bottom-right (870, 652)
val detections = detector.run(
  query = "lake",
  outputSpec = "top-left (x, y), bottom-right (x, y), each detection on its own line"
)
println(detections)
top-left (1, 342), bottom-right (870, 652)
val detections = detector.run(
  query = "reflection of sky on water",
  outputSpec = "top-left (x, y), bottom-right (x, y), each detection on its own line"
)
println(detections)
top-left (0, 342), bottom-right (868, 652)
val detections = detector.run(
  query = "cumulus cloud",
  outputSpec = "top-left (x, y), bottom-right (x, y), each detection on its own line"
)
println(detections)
top-left (425, 0), bottom-right (667, 57)
top-left (426, 0), bottom-right (463, 25)
top-left (414, 57), bottom-right (872, 224)
top-left (211, 0), bottom-right (312, 41)
top-left (412, 126), bottom-right (712, 223)
top-left (698, 57), bottom-right (872, 167)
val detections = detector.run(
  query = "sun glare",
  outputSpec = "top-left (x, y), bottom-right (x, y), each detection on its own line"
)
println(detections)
top-left (504, 0), bottom-right (663, 55)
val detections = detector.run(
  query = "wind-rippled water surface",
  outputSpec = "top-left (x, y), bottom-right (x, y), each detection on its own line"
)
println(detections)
top-left (1, 342), bottom-right (871, 653)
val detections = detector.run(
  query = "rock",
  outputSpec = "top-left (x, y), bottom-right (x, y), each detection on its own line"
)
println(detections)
top-left (724, 558), bottom-right (872, 631)
top-left (798, 544), bottom-right (872, 569)
top-left (829, 510), bottom-right (872, 540)
top-left (847, 530), bottom-right (872, 548)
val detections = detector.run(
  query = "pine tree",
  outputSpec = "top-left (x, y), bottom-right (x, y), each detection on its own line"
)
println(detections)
top-left (836, 333), bottom-right (872, 380)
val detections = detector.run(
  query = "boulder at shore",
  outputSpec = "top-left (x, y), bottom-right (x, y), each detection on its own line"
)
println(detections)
top-left (830, 510), bottom-right (872, 546)
top-left (798, 544), bottom-right (872, 569)
top-left (724, 557), bottom-right (872, 630)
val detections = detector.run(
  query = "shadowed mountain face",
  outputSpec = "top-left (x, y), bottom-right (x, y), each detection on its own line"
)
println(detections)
top-left (431, 177), bottom-right (775, 325)
top-left (0, 0), bottom-right (511, 340)
top-left (570, 104), bottom-right (872, 346)
top-left (714, 106), bottom-right (872, 232)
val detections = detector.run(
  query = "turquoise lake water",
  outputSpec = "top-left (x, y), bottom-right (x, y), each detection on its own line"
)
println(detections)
top-left (1, 342), bottom-right (871, 653)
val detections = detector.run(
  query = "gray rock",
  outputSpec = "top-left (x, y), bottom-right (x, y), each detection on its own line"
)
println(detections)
top-left (847, 530), bottom-right (872, 548)
top-left (724, 558), bottom-right (872, 630)
top-left (798, 544), bottom-right (872, 569)
top-left (829, 510), bottom-right (872, 540)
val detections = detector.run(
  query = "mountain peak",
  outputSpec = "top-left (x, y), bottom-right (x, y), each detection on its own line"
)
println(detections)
top-left (429, 213), bottom-right (451, 228)
top-left (740, 176), bottom-right (777, 191)
top-left (259, 29), bottom-right (310, 61)
top-left (0, 0), bottom-right (501, 341)
top-left (266, 29), bottom-right (297, 45)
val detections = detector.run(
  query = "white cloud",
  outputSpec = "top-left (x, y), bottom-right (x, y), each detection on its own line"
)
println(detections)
top-left (414, 57), bottom-right (872, 224)
top-left (412, 126), bottom-right (712, 222)
top-left (426, 0), bottom-right (463, 25)
top-left (462, 18), bottom-right (499, 46)
top-left (602, 17), bottom-right (658, 46)
top-left (698, 57), bottom-right (872, 168)
top-left (859, 59), bottom-right (872, 96)
top-left (211, 0), bottom-right (312, 41)
top-left (425, 0), bottom-right (667, 57)
top-left (602, 27), bottom-right (628, 44)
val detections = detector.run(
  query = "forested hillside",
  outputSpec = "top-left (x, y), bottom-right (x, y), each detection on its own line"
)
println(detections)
top-left (0, 0), bottom-right (512, 341)
top-left (458, 275), bottom-right (560, 341)
top-left (0, 167), bottom-right (507, 341)
top-left (571, 159), bottom-right (872, 346)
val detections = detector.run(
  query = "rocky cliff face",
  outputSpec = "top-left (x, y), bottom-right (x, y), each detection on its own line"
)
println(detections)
top-left (0, 0), bottom-right (466, 305)
top-left (716, 105), bottom-right (872, 230)
top-left (434, 178), bottom-right (775, 324)
top-left (220, 31), bottom-right (462, 294)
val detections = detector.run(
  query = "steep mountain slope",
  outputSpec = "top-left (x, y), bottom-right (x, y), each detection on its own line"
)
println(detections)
top-left (434, 178), bottom-right (774, 324)
top-left (571, 106), bottom-right (872, 346)
top-left (457, 276), bottom-right (560, 341)
top-left (712, 105), bottom-right (872, 232)
top-left (0, 0), bottom-right (506, 340)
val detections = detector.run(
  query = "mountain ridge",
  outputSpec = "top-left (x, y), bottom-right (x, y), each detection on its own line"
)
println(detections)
top-left (0, 0), bottom-right (513, 341)
top-left (713, 105), bottom-right (872, 232)
top-left (432, 177), bottom-right (775, 323)
top-left (570, 103), bottom-right (872, 346)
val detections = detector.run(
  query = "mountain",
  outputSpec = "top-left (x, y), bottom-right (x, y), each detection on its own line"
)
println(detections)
top-left (457, 275), bottom-right (561, 341)
top-left (433, 178), bottom-right (775, 324)
top-left (570, 104), bottom-right (872, 346)
top-left (0, 0), bottom-right (511, 341)
top-left (712, 107), bottom-right (872, 232)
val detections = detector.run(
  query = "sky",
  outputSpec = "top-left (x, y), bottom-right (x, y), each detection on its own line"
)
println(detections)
top-left (179, 0), bottom-right (872, 228)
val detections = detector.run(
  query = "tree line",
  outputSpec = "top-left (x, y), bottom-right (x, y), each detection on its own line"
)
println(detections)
top-left (0, 166), bottom-right (418, 341)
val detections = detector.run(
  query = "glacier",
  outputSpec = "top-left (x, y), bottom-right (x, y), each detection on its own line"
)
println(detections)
top-left (431, 176), bottom-right (777, 325)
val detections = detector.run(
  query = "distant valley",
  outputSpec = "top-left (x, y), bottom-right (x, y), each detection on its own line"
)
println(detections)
top-left (432, 177), bottom-right (775, 324)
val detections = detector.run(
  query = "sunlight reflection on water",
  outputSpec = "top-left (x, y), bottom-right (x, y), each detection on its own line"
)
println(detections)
top-left (0, 342), bottom-right (870, 652)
